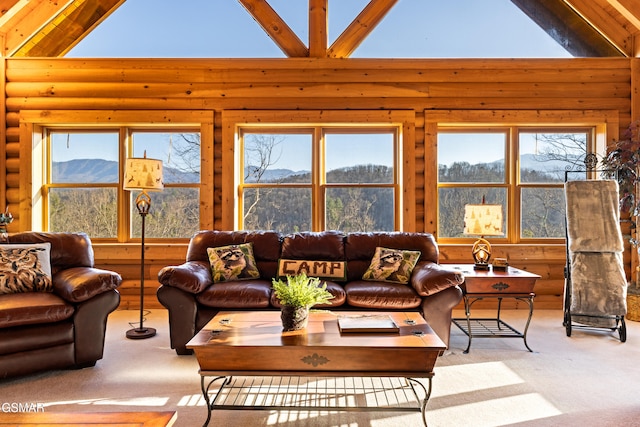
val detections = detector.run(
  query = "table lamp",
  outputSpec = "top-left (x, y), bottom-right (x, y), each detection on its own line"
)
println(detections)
top-left (123, 151), bottom-right (163, 339)
top-left (463, 201), bottom-right (503, 270)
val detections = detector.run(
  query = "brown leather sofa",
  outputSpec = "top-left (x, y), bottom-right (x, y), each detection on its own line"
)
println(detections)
top-left (158, 230), bottom-right (464, 355)
top-left (0, 232), bottom-right (122, 379)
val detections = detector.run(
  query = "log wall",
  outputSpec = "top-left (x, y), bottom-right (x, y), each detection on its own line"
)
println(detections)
top-left (2, 57), bottom-right (635, 310)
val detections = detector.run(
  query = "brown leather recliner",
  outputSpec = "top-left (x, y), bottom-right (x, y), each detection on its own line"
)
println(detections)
top-left (158, 230), bottom-right (463, 355)
top-left (0, 232), bottom-right (122, 379)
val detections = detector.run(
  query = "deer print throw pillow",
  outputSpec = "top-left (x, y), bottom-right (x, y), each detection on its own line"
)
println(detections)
top-left (207, 242), bottom-right (261, 283)
top-left (362, 246), bottom-right (421, 285)
top-left (0, 243), bottom-right (53, 294)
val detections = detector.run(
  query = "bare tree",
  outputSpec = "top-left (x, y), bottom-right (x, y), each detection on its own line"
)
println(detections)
top-left (528, 133), bottom-right (588, 166)
top-left (243, 134), bottom-right (284, 223)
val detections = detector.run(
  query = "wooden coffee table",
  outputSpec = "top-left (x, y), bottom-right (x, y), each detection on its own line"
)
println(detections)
top-left (187, 310), bottom-right (446, 426)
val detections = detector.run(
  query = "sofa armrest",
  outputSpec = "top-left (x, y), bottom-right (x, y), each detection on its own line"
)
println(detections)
top-left (158, 260), bottom-right (212, 294)
top-left (411, 262), bottom-right (464, 296)
top-left (53, 267), bottom-right (122, 303)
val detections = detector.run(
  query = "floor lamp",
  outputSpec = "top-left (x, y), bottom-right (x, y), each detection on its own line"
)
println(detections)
top-left (124, 152), bottom-right (163, 339)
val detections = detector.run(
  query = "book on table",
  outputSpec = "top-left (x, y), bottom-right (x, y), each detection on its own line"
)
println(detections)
top-left (337, 314), bottom-right (399, 333)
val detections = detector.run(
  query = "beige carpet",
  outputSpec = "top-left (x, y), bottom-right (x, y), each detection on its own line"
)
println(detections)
top-left (1, 308), bottom-right (639, 427)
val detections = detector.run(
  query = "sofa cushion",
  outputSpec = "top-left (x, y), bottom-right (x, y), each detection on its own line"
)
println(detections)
top-left (187, 230), bottom-right (282, 279)
top-left (270, 280), bottom-right (347, 308)
top-left (196, 280), bottom-right (272, 308)
top-left (0, 292), bottom-right (74, 328)
top-left (344, 232), bottom-right (439, 280)
top-left (281, 231), bottom-right (345, 260)
top-left (0, 243), bottom-right (53, 294)
top-left (6, 232), bottom-right (95, 272)
top-left (362, 247), bottom-right (420, 284)
top-left (207, 243), bottom-right (261, 283)
top-left (344, 281), bottom-right (422, 309)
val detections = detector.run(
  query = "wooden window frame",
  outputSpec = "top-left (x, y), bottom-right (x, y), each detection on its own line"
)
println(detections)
top-left (222, 110), bottom-right (416, 231)
top-left (425, 109), bottom-right (618, 242)
top-left (19, 110), bottom-right (214, 240)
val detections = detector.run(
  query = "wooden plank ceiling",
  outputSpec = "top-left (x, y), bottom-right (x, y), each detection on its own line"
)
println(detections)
top-left (0, 0), bottom-right (638, 58)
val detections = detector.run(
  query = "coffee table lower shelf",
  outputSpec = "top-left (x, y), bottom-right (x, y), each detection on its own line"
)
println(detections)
top-left (199, 373), bottom-right (433, 427)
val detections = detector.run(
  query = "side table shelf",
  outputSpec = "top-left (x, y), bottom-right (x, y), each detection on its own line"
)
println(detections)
top-left (446, 264), bottom-right (540, 353)
top-left (452, 293), bottom-right (535, 353)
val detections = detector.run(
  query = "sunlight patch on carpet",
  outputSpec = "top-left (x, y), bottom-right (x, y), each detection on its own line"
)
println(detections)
top-left (434, 361), bottom-right (525, 396)
top-left (427, 393), bottom-right (562, 426)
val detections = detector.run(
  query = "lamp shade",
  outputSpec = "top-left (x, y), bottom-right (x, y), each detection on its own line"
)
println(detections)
top-left (124, 156), bottom-right (163, 192)
top-left (463, 204), bottom-right (503, 236)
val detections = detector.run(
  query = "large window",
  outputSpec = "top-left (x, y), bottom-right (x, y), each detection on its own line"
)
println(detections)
top-left (438, 127), bottom-right (592, 241)
top-left (239, 127), bottom-right (399, 233)
top-left (45, 128), bottom-right (201, 240)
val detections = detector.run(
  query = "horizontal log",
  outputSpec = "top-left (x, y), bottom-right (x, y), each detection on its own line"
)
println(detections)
top-left (534, 279), bottom-right (565, 296)
top-left (93, 243), bottom-right (188, 264)
top-left (5, 81), bottom-right (432, 99)
top-left (6, 56), bottom-right (631, 72)
top-left (5, 142), bottom-right (19, 156)
top-left (5, 159), bottom-right (20, 174)
top-left (440, 244), bottom-right (567, 262)
top-left (6, 81), bottom-right (629, 100)
top-left (5, 65), bottom-right (632, 84)
top-left (5, 96), bottom-right (631, 112)
top-left (429, 109), bottom-right (621, 124)
top-left (6, 188), bottom-right (20, 203)
top-left (6, 173), bottom-right (19, 188)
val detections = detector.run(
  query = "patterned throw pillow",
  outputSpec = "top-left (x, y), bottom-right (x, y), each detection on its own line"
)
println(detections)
top-left (0, 243), bottom-right (53, 294)
top-left (207, 242), bottom-right (261, 283)
top-left (362, 246), bottom-right (421, 285)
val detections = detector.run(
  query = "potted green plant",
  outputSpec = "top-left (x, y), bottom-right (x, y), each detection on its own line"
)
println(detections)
top-left (601, 120), bottom-right (640, 318)
top-left (271, 272), bottom-right (334, 331)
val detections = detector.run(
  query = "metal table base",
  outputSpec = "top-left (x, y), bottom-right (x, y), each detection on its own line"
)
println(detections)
top-left (452, 293), bottom-right (535, 353)
top-left (199, 374), bottom-right (433, 427)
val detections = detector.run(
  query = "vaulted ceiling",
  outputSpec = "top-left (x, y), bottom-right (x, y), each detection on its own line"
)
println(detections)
top-left (0, 0), bottom-right (638, 58)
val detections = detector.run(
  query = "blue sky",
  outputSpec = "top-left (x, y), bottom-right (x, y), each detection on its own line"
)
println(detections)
top-left (68, 0), bottom-right (571, 58)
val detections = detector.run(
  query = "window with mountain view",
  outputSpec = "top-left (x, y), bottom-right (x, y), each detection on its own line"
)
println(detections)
top-left (519, 131), bottom-right (589, 239)
top-left (438, 128), bottom-right (590, 241)
top-left (46, 129), bottom-right (200, 240)
top-left (48, 131), bottom-right (120, 238)
top-left (130, 131), bottom-right (200, 239)
top-left (240, 128), bottom-right (397, 233)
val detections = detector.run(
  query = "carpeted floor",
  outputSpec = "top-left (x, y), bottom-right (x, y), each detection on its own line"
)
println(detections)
top-left (1, 309), bottom-right (639, 427)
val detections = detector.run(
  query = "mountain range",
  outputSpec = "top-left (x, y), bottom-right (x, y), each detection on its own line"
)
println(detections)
top-left (53, 154), bottom-right (574, 184)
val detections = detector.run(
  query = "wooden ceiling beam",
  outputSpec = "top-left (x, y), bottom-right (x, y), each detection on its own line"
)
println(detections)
top-left (0, 0), bottom-right (73, 56)
top-left (328, 0), bottom-right (398, 58)
top-left (12, 0), bottom-right (124, 57)
top-left (238, 0), bottom-right (308, 58)
top-left (309, 0), bottom-right (327, 57)
top-left (511, 0), bottom-right (625, 56)
top-left (0, 0), bottom-right (22, 20)
top-left (607, 0), bottom-right (640, 32)
top-left (563, 0), bottom-right (633, 56)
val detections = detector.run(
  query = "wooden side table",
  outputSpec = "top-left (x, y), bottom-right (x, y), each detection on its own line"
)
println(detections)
top-left (448, 264), bottom-right (540, 353)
